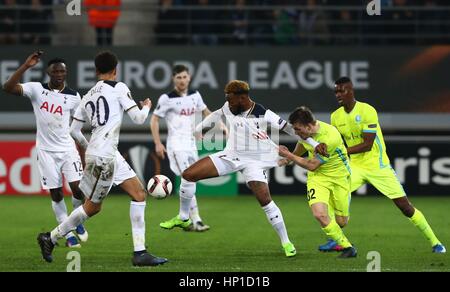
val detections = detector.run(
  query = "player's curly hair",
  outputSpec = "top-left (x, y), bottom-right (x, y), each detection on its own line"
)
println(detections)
top-left (224, 80), bottom-right (250, 95)
top-left (289, 106), bottom-right (316, 125)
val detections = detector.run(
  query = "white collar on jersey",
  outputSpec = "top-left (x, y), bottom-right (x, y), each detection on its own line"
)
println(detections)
top-left (47, 82), bottom-right (65, 93)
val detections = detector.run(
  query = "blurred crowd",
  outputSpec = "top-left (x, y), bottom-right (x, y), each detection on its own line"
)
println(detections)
top-left (1, 0), bottom-right (449, 46)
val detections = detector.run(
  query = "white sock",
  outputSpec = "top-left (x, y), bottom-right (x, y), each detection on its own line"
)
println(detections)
top-left (50, 206), bottom-right (89, 244)
top-left (190, 195), bottom-right (202, 223)
top-left (52, 200), bottom-right (68, 223)
top-left (72, 196), bottom-right (83, 210)
top-left (179, 179), bottom-right (195, 221)
top-left (262, 201), bottom-right (290, 245)
top-left (130, 201), bottom-right (146, 252)
top-left (51, 200), bottom-right (74, 240)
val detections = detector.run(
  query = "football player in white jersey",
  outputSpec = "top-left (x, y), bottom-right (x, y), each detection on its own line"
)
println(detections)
top-left (2, 51), bottom-right (88, 248)
top-left (37, 51), bottom-right (168, 266)
top-left (151, 64), bottom-right (219, 232)
top-left (164, 80), bottom-right (328, 257)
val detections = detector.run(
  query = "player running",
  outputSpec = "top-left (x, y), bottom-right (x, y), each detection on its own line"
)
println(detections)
top-left (2, 51), bottom-right (88, 248)
top-left (37, 51), bottom-right (168, 266)
top-left (278, 106), bottom-right (357, 258)
top-left (319, 76), bottom-right (446, 254)
top-left (159, 80), bottom-right (328, 257)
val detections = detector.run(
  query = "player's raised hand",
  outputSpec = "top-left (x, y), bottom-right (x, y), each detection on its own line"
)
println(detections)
top-left (155, 142), bottom-right (167, 160)
top-left (278, 145), bottom-right (292, 158)
top-left (24, 50), bottom-right (43, 68)
top-left (140, 98), bottom-right (152, 109)
top-left (314, 143), bottom-right (329, 157)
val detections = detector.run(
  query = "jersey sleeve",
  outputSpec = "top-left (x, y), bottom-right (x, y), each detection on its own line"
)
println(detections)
top-left (196, 92), bottom-right (207, 112)
top-left (330, 111), bottom-right (336, 127)
top-left (264, 109), bottom-right (287, 129)
top-left (117, 82), bottom-right (138, 112)
top-left (153, 94), bottom-right (169, 118)
top-left (70, 92), bottom-right (82, 117)
top-left (362, 105), bottom-right (378, 134)
top-left (73, 101), bottom-right (87, 122)
top-left (20, 82), bottom-right (40, 100)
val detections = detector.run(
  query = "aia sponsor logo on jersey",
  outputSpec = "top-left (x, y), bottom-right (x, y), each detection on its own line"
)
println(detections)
top-left (40, 101), bottom-right (63, 115)
top-left (180, 108), bottom-right (195, 116)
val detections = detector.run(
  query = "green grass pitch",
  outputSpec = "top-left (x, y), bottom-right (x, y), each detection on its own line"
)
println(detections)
top-left (0, 195), bottom-right (449, 272)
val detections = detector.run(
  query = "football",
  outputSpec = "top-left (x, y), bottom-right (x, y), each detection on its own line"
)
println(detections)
top-left (147, 175), bottom-right (173, 199)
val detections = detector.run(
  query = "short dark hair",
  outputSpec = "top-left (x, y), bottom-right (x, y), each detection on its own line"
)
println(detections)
top-left (335, 76), bottom-right (352, 85)
top-left (172, 64), bottom-right (189, 76)
top-left (47, 58), bottom-right (66, 68)
top-left (288, 106), bottom-right (316, 125)
top-left (95, 51), bottom-right (118, 74)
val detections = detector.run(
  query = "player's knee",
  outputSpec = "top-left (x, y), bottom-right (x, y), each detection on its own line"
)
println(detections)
top-left (312, 212), bottom-right (329, 226)
top-left (50, 189), bottom-right (64, 202)
top-left (132, 190), bottom-right (146, 202)
top-left (72, 189), bottom-right (84, 200)
top-left (401, 205), bottom-right (415, 218)
top-left (84, 201), bottom-right (102, 217)
top-left (336, 217), bottom-right (348, 228)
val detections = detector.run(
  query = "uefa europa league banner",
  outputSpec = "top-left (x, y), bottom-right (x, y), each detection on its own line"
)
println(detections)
top-left (1, 46), bottom-right (450, 113)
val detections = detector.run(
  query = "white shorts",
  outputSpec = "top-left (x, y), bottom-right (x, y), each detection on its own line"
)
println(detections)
top-left (79, 155), bottom-right (116, 204)
top-left (37, 148), bottom-right (83, 190)
top-left (113, 152), bottom-right (137, 186)
top-left (168, 150), bottom-right (199, 176)
top-left (209, 150), bottom-right (277, 184)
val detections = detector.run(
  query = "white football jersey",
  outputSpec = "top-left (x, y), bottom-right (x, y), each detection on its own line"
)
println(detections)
top-left (153, 90), bottom-right (207, 151)
top-left (220, 101), bottom-right (286, 161)
top-left (21, 82), bottom-right (81, 152)
top-left (73, 80), bottom-right (137, 158)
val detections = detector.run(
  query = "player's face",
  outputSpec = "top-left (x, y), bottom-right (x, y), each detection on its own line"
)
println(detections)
top-left (293, 122), bottom-right (313, 139)
top-left (173, 71), bottom-right (191, 93)
top-left (47, 63), bottom-right (67, 87)
top-left (226, 93), bottom-right (244, 115)
top-left (334, 83), bottom-right (353, 106)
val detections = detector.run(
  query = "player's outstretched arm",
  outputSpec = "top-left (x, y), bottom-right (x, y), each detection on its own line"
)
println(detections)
top-left (70, 119), bottom-right (89, 151)
top-left (2, 51), bottom-right (42, 96)
top-left (150, 114), bottom-right (167, 160)
top-left (127, 98), bottom-right (151, 124)
top-left (278, 145), bottom-right (321, 171)
top-left (282, 123), bottom-right (329, 157)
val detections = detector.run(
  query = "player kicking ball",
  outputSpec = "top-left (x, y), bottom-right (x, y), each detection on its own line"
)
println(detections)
top-left (161, 80), bottom-right (328, 257)
top-left (278, 106), bottom-right (357, 258)
top-left (37, 51), bottom-right (168, 266)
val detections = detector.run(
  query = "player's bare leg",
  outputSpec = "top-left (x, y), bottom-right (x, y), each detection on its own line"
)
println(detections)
top-left (160, 157), bottom-right (218, 230)
top-left (120, 176), bottom-right (168, 266)
top-left (68, 181), bottom-right (88, 242)
top-left (393, 196), bottom-right (445, 253)
top-left (248, 181), bottom-right (296, 257)
top-left (49, 187), bottom-right (80, 247)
